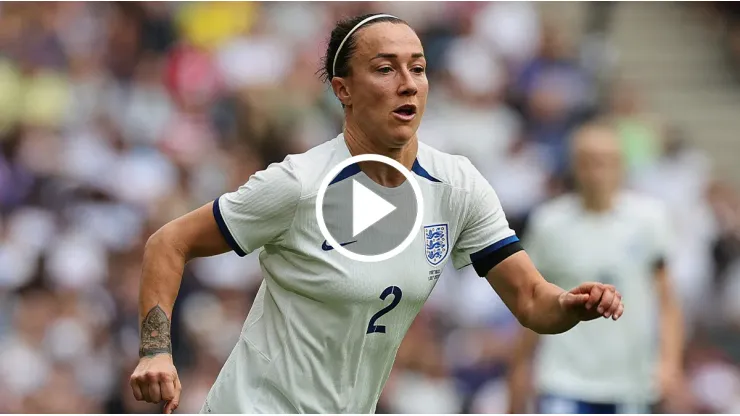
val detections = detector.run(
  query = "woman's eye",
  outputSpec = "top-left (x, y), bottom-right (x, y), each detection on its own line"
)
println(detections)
top-left (412, 66), bottom-right (426, 74)
top-left (378, 67), bottom-right (392, 74)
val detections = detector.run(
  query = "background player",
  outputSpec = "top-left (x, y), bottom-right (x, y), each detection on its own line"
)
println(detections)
top-left (128, 14), bottom-right (624, 414)
top-left (507, 122), bottom-right (685, 414)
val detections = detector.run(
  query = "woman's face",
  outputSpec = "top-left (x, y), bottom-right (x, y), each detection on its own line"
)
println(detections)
top-left (335, 22), bottom-right (428, 148)
top-left (572, 126), bottom-right (624, 197)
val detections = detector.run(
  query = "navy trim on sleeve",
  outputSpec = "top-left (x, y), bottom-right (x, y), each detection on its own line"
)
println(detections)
top-left (212, 197), bottom-right (247, 257)
top-left (470, 235), bottom-right (519, 262)
top-left (470, 235), bottom-right (523, 277)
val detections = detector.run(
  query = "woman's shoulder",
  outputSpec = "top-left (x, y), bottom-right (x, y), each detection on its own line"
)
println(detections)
top-left (278, 135), bottom-right (349, 197)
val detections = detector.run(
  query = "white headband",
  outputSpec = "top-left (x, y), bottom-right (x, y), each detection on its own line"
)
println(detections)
top-left (332, 14), bottom-right (398, 78)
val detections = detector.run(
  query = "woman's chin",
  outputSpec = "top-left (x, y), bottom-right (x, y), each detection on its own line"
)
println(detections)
top-left (387, 125), bottom-right (418, 146)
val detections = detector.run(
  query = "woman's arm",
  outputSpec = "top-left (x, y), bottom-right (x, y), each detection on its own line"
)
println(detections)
top-left (131, 201), bottom-right (231, 412)
top-left (485, 251), bottom-right (623, 334)
top-left (139, 201), bottom-right (232, 355)
top-left (132, 157), bottom-right (301, 411)
top-left (654, 263), bottom-right (685, 400)
top-left (507, 328), bottom-right (540, 413)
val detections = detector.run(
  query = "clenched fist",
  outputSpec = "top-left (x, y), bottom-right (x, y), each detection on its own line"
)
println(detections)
top-left (130, 354), bottom-right (182, 414)
top-left (559, 282), bottom-right (624, 322)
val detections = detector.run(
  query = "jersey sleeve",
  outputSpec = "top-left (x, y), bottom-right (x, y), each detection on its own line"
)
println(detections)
top-left (212, 158), bottom-right (302, 256)
top-left (451, 159), bottom-right (522, 276)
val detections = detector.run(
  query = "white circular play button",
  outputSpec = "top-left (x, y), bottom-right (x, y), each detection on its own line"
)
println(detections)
top-left (316, 154), bottom-right (424, 263)
top-left (352, 179), bottom-right (397, 237)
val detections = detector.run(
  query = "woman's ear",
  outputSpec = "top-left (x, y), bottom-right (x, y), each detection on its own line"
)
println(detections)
top-left (331, 77), bottom-right (351, 107)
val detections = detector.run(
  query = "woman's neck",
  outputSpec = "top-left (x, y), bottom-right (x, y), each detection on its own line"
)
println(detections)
top-left (343, 125), bottom-right (417, 188)
top-left (580, 190), bottom-right (616, 214)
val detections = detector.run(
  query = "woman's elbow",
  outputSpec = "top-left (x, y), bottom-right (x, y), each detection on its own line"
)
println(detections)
top-left (144, 223), bottom-right (189, 262)
top-left (514, 298), bottom-right (537, 331)
top-left (505, 283), bottom-right (537, 330)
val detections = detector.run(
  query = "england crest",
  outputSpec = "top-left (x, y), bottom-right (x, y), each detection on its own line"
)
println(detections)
top-left (424, 223), bottom-right (449, 266)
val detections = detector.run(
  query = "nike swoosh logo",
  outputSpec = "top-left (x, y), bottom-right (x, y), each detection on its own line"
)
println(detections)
top-left (322, 240), bottom-right (357, 251)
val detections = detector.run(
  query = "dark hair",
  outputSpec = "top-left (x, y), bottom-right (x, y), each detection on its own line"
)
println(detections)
top-left (318, 14), bottom-right (407, 83)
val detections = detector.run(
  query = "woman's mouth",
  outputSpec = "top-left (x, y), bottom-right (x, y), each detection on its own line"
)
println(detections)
top-left (392, 104), bottom-right (417, 122)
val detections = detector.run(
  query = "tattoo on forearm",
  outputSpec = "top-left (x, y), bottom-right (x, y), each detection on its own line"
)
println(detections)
top-left (139, 305), bottom-right (172, 358)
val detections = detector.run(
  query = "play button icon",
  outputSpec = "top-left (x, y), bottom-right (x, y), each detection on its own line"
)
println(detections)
top-left (316, 154), bottom-right (424, 262)
top-left (352, 180), bottom-right (396, 237)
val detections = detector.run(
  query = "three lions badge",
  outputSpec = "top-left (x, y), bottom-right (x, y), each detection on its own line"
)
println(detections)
top-left (424, 224), bottom-right (449, 266)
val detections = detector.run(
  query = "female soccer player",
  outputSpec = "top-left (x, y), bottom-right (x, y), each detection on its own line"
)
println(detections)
top-left (507, 123), bottom-right (683, 414)
top-left (129, 14), bottom-right (625, 414)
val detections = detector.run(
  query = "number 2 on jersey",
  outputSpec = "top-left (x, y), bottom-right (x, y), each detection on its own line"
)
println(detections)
top-left (366, 286), bottom-right (403, 334)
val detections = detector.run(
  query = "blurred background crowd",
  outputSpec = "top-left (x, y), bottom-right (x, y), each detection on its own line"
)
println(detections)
top-left (1, 1), bottom-right (740, 413)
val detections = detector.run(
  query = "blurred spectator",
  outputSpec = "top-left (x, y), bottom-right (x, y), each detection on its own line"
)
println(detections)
top-left (514, 23), bottom-right (595, 176)
top-left (473, 2), bottom-right (541, 69)
top-left (176, 2), bottom-right (257, 51)
top-left (707, 2), bottom-right (740, 81)
top-left (608, 79), bottom-right (664, 178)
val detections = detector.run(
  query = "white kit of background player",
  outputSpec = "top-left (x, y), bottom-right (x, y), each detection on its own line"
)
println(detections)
top-left (520, 192), bottom-right (676, 413)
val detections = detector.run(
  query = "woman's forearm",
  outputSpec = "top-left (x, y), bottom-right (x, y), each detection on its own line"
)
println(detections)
top-left (137, 203), bottom-right (234, 358)
top-left (656, 267), bottom-right (684, 371)
top-left (523, 281), bottom-right (580, 335)
top-left (486, 252), bottom-right (581, 335)
top-left (138, 227), bottom-right (188, 358)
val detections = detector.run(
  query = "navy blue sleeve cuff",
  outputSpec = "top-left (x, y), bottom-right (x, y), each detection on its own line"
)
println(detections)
top-left (212, 197), bottom-right (247, 257)
top-left (470, 235), bottom-right (523, 277)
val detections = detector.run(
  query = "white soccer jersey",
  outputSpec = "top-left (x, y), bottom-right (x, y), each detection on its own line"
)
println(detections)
top-left (524, 192), bottom-right (673, 404)
top-left (202, 134), bottom-right (520, 413)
